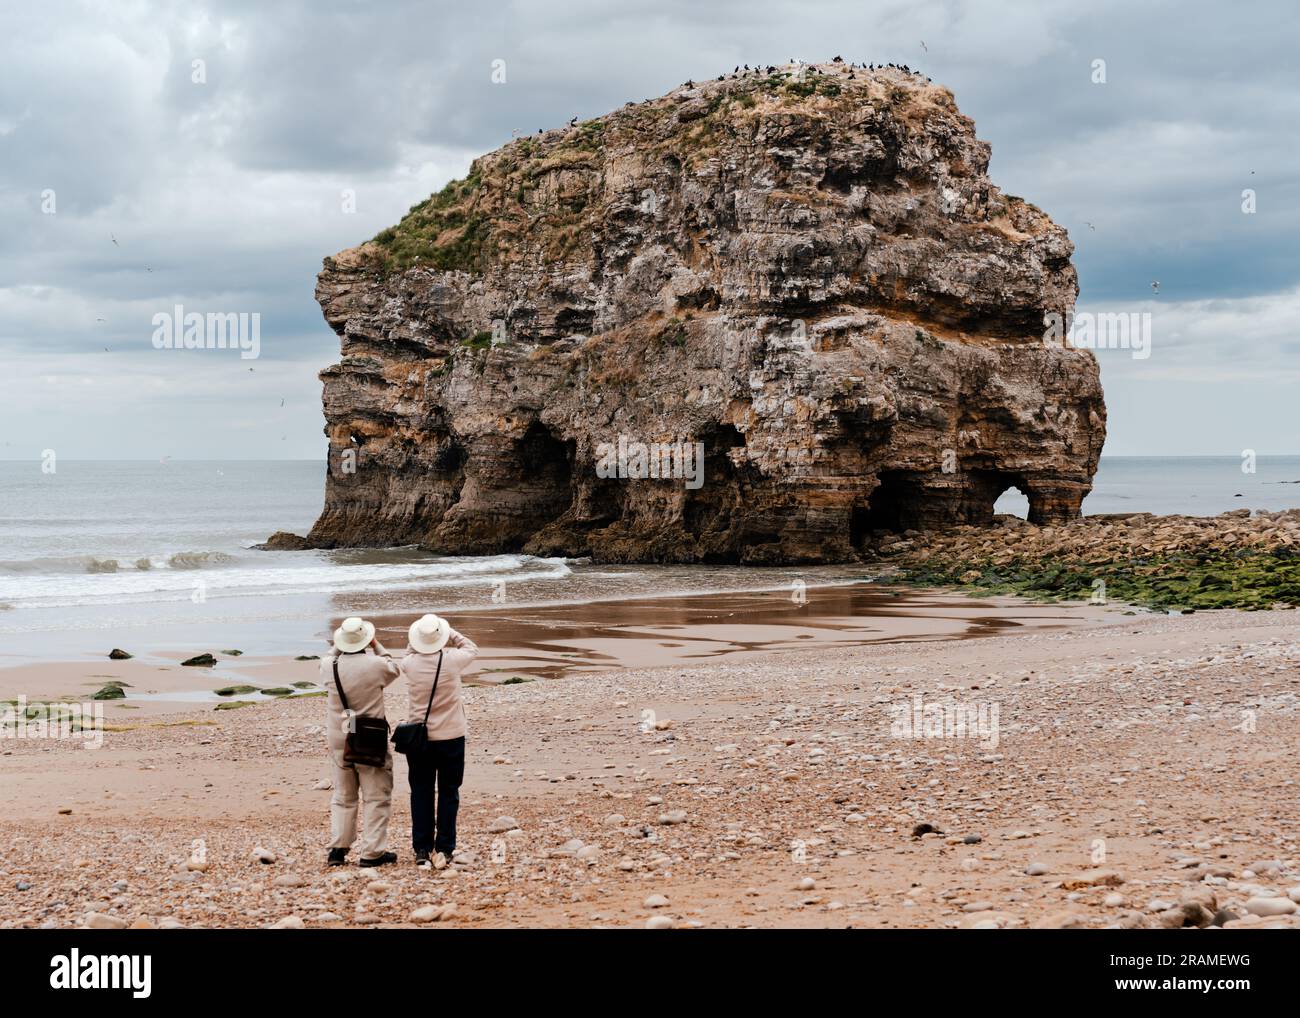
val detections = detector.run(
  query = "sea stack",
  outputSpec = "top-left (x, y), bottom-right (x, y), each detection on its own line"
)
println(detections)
top-left (300, 63), bottom-right (1105, 564)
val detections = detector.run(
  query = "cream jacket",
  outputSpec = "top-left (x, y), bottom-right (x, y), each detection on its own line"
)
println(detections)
top-left (399, 629), bottom-right (477, 741)
top-left (321, 647), bottom-right (400, 753)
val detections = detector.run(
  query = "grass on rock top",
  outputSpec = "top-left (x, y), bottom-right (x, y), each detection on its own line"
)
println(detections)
top-left (359, 67), bottom-right (926, 276)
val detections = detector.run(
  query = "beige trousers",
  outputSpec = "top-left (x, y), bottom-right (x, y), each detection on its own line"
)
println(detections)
top-left (328, 749), bottom-right (393, 859)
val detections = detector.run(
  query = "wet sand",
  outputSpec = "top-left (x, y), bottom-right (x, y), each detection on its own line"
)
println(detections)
top-left (0, 583), bottom-right (1113, 715)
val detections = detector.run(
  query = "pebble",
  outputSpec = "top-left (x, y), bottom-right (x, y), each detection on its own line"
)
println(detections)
top-left (411, 904), bottom-right (453, 923)
top-left (645, 916), bottom-right (674, 929)
top-left (1243, 896), bottom-right (1297, 917)
top-left (488, 816), bottom-right (520, 833)
top-left (644, 894), bottom-right (670, 909)
top-left (799, 877), bottom-right (816, 891)
top-left (253, 847), bottom-right (277, 864)
top-left (658, 810), bottom-right (688, 825)
top-left (272, 873), bottom-right (305, 888)
top-left (1060, 870), bottom-right (1123, 889)
top-left (84, 912), bottom-right (127, 930)
top-left (1024, 862), bottom-right (1049, 876)
top-left (271, 915), bottom-right (305, 929)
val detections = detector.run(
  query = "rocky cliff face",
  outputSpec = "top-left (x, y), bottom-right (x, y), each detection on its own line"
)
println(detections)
top-left (297, 61), bottom-right (1105, 564)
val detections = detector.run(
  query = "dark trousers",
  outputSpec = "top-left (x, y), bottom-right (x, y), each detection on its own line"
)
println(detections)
top-left (408, 736), bottom-right (465, 856)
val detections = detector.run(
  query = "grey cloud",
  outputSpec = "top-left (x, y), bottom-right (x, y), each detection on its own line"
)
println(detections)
top-left (0, 0), bottom-right (1296, 458)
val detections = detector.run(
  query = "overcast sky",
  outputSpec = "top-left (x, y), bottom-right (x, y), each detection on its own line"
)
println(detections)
top-left (1, 0), bottom-right (1296, 459)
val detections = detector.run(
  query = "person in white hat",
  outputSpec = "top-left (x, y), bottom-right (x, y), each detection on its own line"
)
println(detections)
top-left (320, 616), bottom-right (400, 867)
top-left (399, 613), bottom-right (478, 869)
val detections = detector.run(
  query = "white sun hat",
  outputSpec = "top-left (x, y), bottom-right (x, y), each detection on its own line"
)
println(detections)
top-left (333, 616), bottom-right (375, 654)
top-left (408, 613), bottom-right (451, 654)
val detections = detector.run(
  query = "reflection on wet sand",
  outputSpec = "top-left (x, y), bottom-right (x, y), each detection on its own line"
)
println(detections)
top-left (361, 583), bottom-right (1107, 683)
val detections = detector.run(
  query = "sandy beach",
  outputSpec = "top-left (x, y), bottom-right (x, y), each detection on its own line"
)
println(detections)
top-left (3, 586), bottom-right (1297, 930)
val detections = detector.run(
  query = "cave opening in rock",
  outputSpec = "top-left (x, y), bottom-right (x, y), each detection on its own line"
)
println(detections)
top-left (433, 438), bottom-right (466, 475)
top-left (858, 470), bottom-right (922, 535)
top-left (966, 469), bottom-right (1031, 525)
top-left (516, 421), bottom-right (576, 537)
top-left (683, 424), bottom-right (746, 550)
top-left (993, 484), bottom-right (1030, 520)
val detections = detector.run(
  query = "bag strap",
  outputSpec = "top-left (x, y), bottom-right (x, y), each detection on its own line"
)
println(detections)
top-left (420, 651), bottom-right (444, 726)
top-left (332, 657), bottom-right (351, 713)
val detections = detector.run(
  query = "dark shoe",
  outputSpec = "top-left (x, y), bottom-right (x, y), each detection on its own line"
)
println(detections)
top-left (415, 850), bottom-right (432, 870)
top-left (327, 848), bottom-right (348, 866)
top-left (359, 851), bottom-right (397, 868)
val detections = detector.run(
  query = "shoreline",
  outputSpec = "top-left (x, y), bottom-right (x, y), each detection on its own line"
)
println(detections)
top-left (0, 582), bottom-right (1117, 713)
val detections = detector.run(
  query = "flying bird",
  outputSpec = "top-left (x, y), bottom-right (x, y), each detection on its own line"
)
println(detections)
top-left (920, 40), bottom-right (928, 52)
top-left (110, 234), bottom-right (119, 247)
top-left (1084, 221), bottom-right (1095, 231)
top-left (1151, 280), bottom-right (1160, 294)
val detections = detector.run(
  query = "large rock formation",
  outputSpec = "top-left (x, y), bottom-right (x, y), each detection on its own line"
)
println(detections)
top-left (297, 61), bottom-right (1105, 564)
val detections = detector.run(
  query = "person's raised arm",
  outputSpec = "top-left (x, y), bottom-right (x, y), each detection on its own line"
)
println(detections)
top-left (370, 636), bottom-right (400, 684)
top-left (447, 628), bottom-right (478, 661)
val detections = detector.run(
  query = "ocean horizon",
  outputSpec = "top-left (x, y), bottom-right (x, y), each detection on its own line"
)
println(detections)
top-left (2, 455), bottom-right (1298, 645)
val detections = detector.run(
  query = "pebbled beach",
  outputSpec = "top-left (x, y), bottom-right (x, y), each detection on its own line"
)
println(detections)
top-left (2, 590), bottom-right (1298, 930)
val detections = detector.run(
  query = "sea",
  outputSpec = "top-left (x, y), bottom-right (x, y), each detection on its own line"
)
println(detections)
top-left (1, 457), bottom-right (1297, 659)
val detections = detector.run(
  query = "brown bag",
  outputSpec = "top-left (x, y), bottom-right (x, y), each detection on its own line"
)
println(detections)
top-left (333, 657), bottom-right (389, 766)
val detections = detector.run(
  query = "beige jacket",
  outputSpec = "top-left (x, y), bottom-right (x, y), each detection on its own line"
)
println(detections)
top-left (400, 629), bottom-right (477, 741)
top-left (321, 648), bottom-right (400, 754)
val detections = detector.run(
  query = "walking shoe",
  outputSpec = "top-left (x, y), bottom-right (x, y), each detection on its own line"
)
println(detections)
top-left (432, 852), bottom-right (449, 871)
top-left (415, 850), bottom-right (432, 869)
top-left (327, 848), bottom-right (348, 866)
top-left (359, 851), bottom-right (397, 868)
